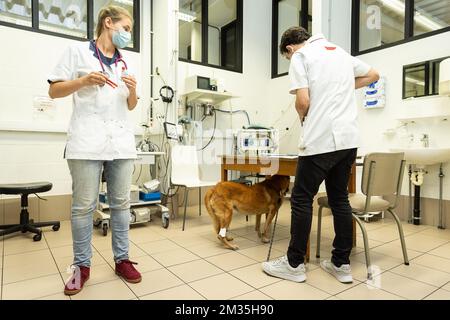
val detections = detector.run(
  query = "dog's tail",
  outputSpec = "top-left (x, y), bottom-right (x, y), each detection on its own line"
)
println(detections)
top-left (204, 188), bottom-right (220, 234)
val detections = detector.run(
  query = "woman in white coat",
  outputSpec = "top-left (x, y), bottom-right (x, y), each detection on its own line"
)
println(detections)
top-left (48, 5), bottom-right (141, 296)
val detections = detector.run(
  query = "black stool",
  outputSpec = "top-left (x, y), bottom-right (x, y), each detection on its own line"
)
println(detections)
top-left (0, 182), bottom-right (60, 241)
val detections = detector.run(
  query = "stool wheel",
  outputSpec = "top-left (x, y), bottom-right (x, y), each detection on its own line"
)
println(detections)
top-left (33, 232), bottom-right (42, 242)
top-left (52, 224), bottom-right (60, 232)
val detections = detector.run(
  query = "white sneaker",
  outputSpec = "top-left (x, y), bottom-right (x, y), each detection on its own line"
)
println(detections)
top-left (320, 260), bottom-right (353, 284)
top-left (262, 256), bottom-right (306, 283)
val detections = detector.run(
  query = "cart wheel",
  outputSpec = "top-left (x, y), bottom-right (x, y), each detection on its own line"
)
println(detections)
top-left (102, 224), bottom-right (108, 236)
top-left (52, 224), bottom-right (60, 232)
top-left (94, 221), bottom-right (101, 228)
top-left (33, 232), bottom-right (42, 242)
top-left (162, 217), bottom-right (170, 229)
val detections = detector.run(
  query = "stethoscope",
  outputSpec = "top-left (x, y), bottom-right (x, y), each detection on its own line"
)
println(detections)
top-left (95, 43), bottom-right (128, 89)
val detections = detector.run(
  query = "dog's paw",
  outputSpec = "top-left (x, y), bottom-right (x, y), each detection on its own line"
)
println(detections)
top-left (230, 244), bottom-right (239, 250)
top-left (226, 236), bottom-right (234, 242)
top-left (261, 236), bottom-right (270, 244)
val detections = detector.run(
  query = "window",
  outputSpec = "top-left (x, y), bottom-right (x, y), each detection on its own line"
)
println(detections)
top-left (403, 57), bottom-right (449, 99)
top-left (38, 0), bottom-right (87, 38)
top-left (272, 0), bottom-right (313, 78)
top-left (353, 0), bottom-right (450, 55)
top-left (414, 0), bottom-right (450, 36)
top-left (0, 0), bottom-right (140, 52)
top-left (359, 0), bottom-right (405, 52)
top-left (178, 0), bottom-right (243, 73)
top-left (0, 0), bottom-right (32, 27)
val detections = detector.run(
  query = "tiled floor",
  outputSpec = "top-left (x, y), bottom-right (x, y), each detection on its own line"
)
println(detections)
top-left (1, 201), bottom-right (450, 300)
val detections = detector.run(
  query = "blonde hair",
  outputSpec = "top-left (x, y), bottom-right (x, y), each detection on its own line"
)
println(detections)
top-left (96, 5), bottom-right (133, 38)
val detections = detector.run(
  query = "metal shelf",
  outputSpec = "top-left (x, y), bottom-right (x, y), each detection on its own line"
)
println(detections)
top-left (181, 89), bottom-right (235, 104)
top-left (99, 200), bottom-right (161, 210)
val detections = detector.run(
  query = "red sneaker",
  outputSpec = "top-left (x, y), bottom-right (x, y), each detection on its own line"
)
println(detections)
top-left (64, 266), bottom-right (90, 296)
top-left (115, 260), bottom-right (142, 283)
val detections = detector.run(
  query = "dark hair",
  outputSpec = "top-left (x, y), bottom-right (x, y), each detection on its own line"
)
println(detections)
top-left (279, 26), bottom-right (311, 54)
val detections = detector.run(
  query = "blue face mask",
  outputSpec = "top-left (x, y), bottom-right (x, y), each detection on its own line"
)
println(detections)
top-left (112, 27), bottom-right (131, 49)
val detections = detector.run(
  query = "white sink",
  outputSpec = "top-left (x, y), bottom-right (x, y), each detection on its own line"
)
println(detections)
top-left (390, 148), bottom-right (450, 166)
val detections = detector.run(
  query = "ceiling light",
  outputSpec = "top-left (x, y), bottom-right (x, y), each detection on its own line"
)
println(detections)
top-left (178, 10), bottom-right (196, 22)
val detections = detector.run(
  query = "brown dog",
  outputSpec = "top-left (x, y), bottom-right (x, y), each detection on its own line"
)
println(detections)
top-left (204, 175), bottom-right (290, 250)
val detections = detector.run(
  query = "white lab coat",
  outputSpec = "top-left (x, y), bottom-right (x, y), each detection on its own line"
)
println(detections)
top-left (289, 34), bottom-right (371, 156)
top-left (48, 41), bottom-right (137, 161)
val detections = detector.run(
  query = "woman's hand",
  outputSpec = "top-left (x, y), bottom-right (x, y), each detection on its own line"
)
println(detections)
top-left (122, 75), bottom-right (137, 92)
top-left (81, 72), bottom-right (108, 87)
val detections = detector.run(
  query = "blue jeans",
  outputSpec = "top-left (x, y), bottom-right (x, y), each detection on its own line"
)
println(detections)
top-left (67, 159), bottom-right (134, 267)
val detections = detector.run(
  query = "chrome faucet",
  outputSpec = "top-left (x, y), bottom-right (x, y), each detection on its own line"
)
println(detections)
top-left (420, 134), bottom-right (429, 148)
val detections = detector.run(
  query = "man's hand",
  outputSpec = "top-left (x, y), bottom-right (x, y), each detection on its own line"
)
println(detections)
top-left (295, 88), bottom-right (310, 124)
top-left (80, 72), bottom-right (108, 87)
top-left (355, 68), bottom-right (380, 89)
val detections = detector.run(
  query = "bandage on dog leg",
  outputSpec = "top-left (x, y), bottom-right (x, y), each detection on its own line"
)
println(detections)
top-left (219, 228), bottom-right (227, 238)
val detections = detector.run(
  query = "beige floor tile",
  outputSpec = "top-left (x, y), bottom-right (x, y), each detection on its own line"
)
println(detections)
top-left (3, 249), bottom-right (59, 284)
top-left (336, 283), bottom-right (405, 300)
top-left (129, 268), bottom-right (184, 297)
top-left (351, 251), bottom-right (404, 270)
top-left (364, 226), bottom-right (404, 243)
top-left (137, 239), bottom-right (182, 255)
top-left (140, 284), bottom-right (205, 300)
top-left (3, 236), bottom-right (49, 256)
top-left (98, 242), bottom-right (147, 263)
top-left (443, 282), bottom-right (450, 291)
top-left (259, 280), bottom-right (330, 300)
top-left (417, 228), bottom-right (450, 240)
top-left (271, 238), bottom-right (290, 252)
top-left (424, 289), bottom-right (450, 300)
top-left (355, 236), bottom-right (385, 249)
top-left (371, 272), bottom-right (437, 300)
top-left (326, 296), bottom-right (342, 300)
top-left (390, 264), bottom-right (450, 287)
top-left (49, 245), bottom-right (75, 259)
top-left (187, 242), bottom-right (231, 258)
top-left (205, 252), bottom-right (257, 271)
top-left (189, 273), bottom-right (254, 300)
top-left (71, 279), bottom-right (136, 300)
top-left (230, 263), bottom-right (283, 289)
top-left (91, 236), bottom-right (113, 251)
top-left (428, 243), bottom-right (450, 260)
top-left (168, 260), bottom-right (223, 283)
top-left (170, 234), bottom-right (213, 248)
top-left (151, 248), bottom-right (200, 267)
top-left (372, 242), bottom-right (422, 260)
top-left (37, 293), bottom-right (71, 300)
top-left (2, 274), bottom-right (64, 300)
top-left (306, 268), bottom-right (360, 295)
top-left (238, 245), bottom-right (284, 262)
top-left (129, 227), bottom-right (167, 244)
top-left (231, 290), bottom-right (273, 300)
top-left (403, 233), bottom-right (449, 252)
top-left (43, 230), bottom-right (74, 248)
top-left (412, 254), bottom-right (450, 274)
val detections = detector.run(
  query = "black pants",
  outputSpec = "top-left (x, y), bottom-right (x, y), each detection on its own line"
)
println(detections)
top-left (287, 148), bottom-right (357, 268)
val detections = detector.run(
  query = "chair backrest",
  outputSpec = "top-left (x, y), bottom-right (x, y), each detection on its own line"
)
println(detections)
top-left (361, 153), bottom-right (405, 200)
top-left (171, 145), bottom-right (201, 185)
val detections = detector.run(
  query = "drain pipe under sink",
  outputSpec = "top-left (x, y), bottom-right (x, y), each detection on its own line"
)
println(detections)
top-left (411, 169), bottom-right (426, 226)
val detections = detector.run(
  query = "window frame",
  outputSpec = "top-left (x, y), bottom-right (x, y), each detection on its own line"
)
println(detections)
top-left (178, 0), bottom-right (243, 74)
top-left (352, 0), bottom-right (450, 56)
top-left (402, 56), bottom-right (450, 99)
top-left (0, 0), bottom-right (141, 52)
top-left (271, 0), bottom-right (312, 79)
